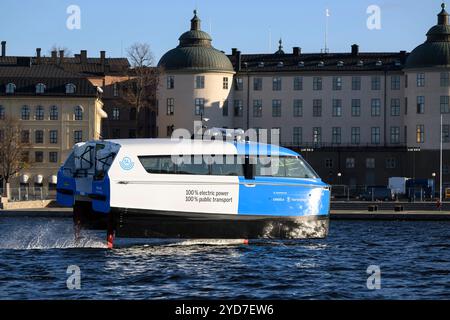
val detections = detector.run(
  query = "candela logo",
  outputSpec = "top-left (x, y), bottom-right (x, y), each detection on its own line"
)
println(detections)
top-left (119, 157), bottom-right (134, 171)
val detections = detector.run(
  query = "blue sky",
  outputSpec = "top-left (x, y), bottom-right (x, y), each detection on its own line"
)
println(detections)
top-left (0, 0), bottom-right (445, 62)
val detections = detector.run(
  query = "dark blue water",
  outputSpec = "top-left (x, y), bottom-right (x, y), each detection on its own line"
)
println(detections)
top-left (0, 216), bottom-right (449, 299)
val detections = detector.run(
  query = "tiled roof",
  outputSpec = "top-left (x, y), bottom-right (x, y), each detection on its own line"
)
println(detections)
top-left (228, 52), bottom-right (408, 73)
top-left (0, 56), bottom-right (130, 76)
top-left (0, 64), bottom-right (97, 96)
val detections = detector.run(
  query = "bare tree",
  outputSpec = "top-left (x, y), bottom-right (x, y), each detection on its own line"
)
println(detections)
top-left (123, 42), bottom-right (160, 138)
top-left (0, 116), bottom-right (30, 198)
top-left (49, 45), bottom-right (72, 57)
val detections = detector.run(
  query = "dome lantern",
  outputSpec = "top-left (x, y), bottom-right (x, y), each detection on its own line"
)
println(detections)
top-left (405, 3), bottom-right (450, 69)
top-left (158, 11), bottom-right (234, 73)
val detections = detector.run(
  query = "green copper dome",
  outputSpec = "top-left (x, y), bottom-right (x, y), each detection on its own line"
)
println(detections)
top-left (406, 4), bottom-right (450, 69)
top-left (158, 11), bottom-right (234, 73)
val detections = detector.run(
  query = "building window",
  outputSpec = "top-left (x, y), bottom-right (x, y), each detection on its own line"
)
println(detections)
top-left (167, 76), bottom-right (175, 89)
top-left (166, 126), bottom-right (174, 137)
top-left (441, 96), bottom-right (450, 114)
top-left (0, 106), bottom-right (4, 120)
top-left (21, 105), bottom-right (30, 120)
top-left (293, 127), bottom-right (302, 145)
top-left (313, 99), bottom-right (322, 117)
top-left (272, 77), bottom-right (282, 91)
top-left (293, 99), bottom-right (303, 117)
top-left (391, 99), bottom-right (400, 116)
top-left (36, 83), bottom-right (46, 94)
top-left (129, 129), bottom-right (136, 138)
top-left (49, 152), bottom-right (58, 163)
top-left (49, 130), bottom-right (58, 144)
top-left (112, 129), bottom-right (120, 139)
top-left (194, 98), bottom-right (205, 116)
top-left (351, 77), bottom-right (361, 91)
top-left (441, 72), bottom-right (450, 87)
top-left (293, 77), bottom-right (303, 91)
top-left (313, 127), bottom-right (322, 144)
top-left (366, 158), bottom-right (375, 169)
top-left (332, 76), bottom-right (342, 90)
top-left (74, 130), bottom-right (83, 143)
top-left (371, 99), bottom-right (381, 116)
top-left (112, 107), bottom-right (120, 120)
top-left (391, 75), bottom-right (401, 90)
top-left (332, 127), bottom-right (342, 144)
top-left (35, 151), bottom-right (44, 163)
top-left (253, 78), bottom-right (262, 91)
top-left (371, 127), bottom-right (381, 144)
top-left (405, 97), bottom-right (408, 115)
top-left (371, 76), bottom-right (381, 90)
top-left (195, 76), bottom-right (205, 89)
top-left (234, 100), bottom-right (243, 117)
top-left (351, 99), bottom-right (361, 117)
top-left (386, 158), bottom-right (397, 169)
top-left (65, 83), bottom-right (76, 94)
top-left (221, 77), bottom-right (228, 90)
top-left (332, 99), bottom-right (342, 117)
top-left (113, 83), bottom-right (119, 97)
top-left (313, 77), bottom-right (322, 91)
top-left (74, 106), bottom-right (83, 120)
top-left (6, 83), bottom-right (16, 94)
top-left (443, 125), bottom-right (450, 143)
top-left (234, 78), bottom-right (243, 91)
top-left (272, 100), bottom-right (281, 117)
top-left (49, 105), bottom-right (58, 120)
top-left (416, 125), bottom-right (424, 143)
top-left (35, 130), bottom-right (44, 144)
top-left (166, 98), bottom-right (174, 116)
top-left (35, 106), bottom-right (44, 120)
top-left (417, 96), bottom-right (425, 114)
top-left (351, 127), bottom-right (360, 145)
top-left (21, 130), bottom-right (30, 143)
top-left (325, 159), bottom-right (333, 168)
top-left (346, 158), bottom-right (355, 169)
top-left (416, 73), bottom-right (425, 87)
top-left (253, 100), bottom-right (262, 118)
top-left (390, 127), bottom-right (400, 144)
top-left (222, 100), bottom-right (229, 117)
top-left (405, 74), bottom-right (408, 88)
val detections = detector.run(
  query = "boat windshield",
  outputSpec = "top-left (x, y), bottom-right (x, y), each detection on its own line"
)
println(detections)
top-left (255, 156), bottom-right (318, 179)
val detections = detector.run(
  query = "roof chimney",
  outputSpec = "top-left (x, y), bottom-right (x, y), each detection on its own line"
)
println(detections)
top-left (36, 48), bottom-right (41, 64)
top-left (232, 48), bottom-right (237, 56)
top-left (293, 47), bottom-right (301, 56)
top-left (351, 44), bottom-right (359, 56)
top-left (100, 51), bottom-right (106, 64)
top-left (1, 41), bottom-right (6, 57)
top-left (236, 51), bottom-right (242, 72)
top-left (51, 50), bottom-right (57, 63)
top-left (80, 50), bottom-right (87, 63)
top-left (59, 50), bottom-right (64, 63)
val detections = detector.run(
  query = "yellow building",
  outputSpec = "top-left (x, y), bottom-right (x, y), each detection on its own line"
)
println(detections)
top-left (0, 55), bottom-right (106, 194)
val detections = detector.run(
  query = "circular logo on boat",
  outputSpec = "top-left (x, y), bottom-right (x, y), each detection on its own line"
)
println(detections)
top-left (119, 157), bottom-right (134, 171)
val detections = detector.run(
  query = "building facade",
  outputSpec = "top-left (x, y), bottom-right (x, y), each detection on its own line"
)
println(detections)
top-left (156, 5), bottom-right (450, 188)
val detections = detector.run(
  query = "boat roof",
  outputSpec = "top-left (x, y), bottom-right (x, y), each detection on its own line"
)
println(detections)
top-left (100, 139), bottom-right (299, 157)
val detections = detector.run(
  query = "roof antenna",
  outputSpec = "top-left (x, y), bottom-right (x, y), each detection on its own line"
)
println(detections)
top-left (322, 8), bottom-right (330, 53)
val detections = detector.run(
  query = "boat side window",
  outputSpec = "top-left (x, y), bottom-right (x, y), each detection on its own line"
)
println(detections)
top-left (255, 156), bottom-right (285, 177)
top-left (177, 156), bottom-right (209, 175)
top-left (211, 156), bottom-right (244, 176)
top-left (63, 152), bottom-right (76, 177)
top-left (255, 156), bottom-right (318, 179)
top-left (139, 156), bottom-right (176, 174)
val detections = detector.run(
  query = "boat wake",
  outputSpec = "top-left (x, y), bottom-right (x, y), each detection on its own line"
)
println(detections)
top-left (0, 218), bottom-right (106, 250)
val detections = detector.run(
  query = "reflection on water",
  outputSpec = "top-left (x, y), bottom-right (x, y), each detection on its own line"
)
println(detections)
top-left (0, 217), bottom-right (449, 299)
